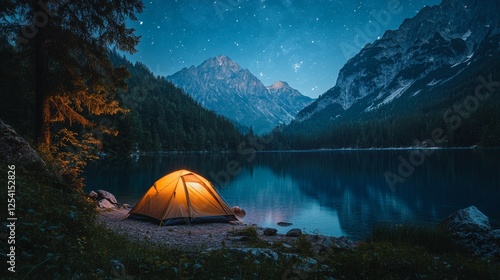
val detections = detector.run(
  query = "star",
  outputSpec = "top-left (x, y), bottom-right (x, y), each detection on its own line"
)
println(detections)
top-left (125, 0), bottom-right (442, 98)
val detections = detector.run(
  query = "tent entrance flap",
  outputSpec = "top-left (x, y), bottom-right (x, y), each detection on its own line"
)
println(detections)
top-left (181, 176), bottom-right (193, 220)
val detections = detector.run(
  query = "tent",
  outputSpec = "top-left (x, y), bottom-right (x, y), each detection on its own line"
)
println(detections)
top-left (127, 169), bottom-right (238, 225)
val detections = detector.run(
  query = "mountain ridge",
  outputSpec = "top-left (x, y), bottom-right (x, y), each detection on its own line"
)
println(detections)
top-left (279, 0), bottom-right (500, 149)
top-left (168, 55), bottom-right (314, 133)
top-left (294, 0), bottom-right (500, 124)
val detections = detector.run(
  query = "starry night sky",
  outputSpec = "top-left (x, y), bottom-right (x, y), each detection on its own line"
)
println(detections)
top-left (125, 0), bottom-right (441, 98)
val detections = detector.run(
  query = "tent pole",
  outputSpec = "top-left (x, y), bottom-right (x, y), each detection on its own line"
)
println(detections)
top-left (181, 176), bottom-right (193, 225)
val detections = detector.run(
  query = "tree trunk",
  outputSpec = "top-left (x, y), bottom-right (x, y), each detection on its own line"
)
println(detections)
top-left (33, 4), bottom-right (51, 151)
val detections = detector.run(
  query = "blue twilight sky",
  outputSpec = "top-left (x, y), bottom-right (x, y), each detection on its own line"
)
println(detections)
top-left (125, 0), bottom-right (441, 98)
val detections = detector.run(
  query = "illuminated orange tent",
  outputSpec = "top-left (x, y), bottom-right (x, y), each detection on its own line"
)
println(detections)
top-left (127, 169), bottom-right (237, 225)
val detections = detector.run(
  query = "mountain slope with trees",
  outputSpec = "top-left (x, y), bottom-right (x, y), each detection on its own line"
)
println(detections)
top-left (277, 0), bottom-right (500, 149)
top-left (104, 52), bottom-right (244, 154)
top-left (0, 43), bottom-right (244, 158)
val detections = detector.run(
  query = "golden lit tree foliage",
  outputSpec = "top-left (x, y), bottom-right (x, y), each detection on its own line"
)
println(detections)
top-left (1, 0), bottom-right (143, 187)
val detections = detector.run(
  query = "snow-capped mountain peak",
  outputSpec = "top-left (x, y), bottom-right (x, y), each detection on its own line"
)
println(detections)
top-left (294, 0), bottom-right (500, 124)
top-left (168, 56), bottom-right (313, 133)
top-left (268, 81), bottom-right (289, 90)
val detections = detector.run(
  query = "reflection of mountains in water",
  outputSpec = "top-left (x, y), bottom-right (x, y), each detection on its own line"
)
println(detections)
top-left (84, 153), bottom-right (251, 202)
top-left (220, 166), bottom-right (306, 229)
top-left (255, 150), bottom-right (500, 239)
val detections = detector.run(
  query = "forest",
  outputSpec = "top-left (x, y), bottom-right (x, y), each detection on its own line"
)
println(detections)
top-left (268, 53), bottom-right (500, 150)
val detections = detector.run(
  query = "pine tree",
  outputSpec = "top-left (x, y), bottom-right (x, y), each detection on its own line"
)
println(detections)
top-left (1, 0), bottom-right (143, 187)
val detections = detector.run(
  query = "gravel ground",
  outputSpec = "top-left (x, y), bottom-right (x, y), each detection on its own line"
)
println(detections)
top-left (97, 208), bottom-right (295, 251)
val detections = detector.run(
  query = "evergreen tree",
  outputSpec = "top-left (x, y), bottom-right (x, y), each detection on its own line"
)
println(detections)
top-left (1, 0), bottom-right (143, 187)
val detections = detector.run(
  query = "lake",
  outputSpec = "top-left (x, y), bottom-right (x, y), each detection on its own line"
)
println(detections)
top-left (84, 149), bottom-right (500, 239)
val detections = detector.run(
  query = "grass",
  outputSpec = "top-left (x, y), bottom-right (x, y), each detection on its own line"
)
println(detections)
top-left (370, 223), bottom-right (466, 254)
top-left (323, 224), bottom-right (499, 279)
top-left (228, 226), bottom-right (269, 247)
top-left (328, 242), bottom-right (499, 280)
top-left (295, 234), bottom-right (314, 256)
top-left (2, 163), bottom-right (499, 279)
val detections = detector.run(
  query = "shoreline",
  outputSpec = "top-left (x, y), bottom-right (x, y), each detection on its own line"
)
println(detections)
top-left (97, 208), bottom-right (353, 252)
top-left (121, 146), bottom-right (498, 157)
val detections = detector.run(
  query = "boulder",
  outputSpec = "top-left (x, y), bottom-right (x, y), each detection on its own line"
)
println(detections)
top-left (229, 248), bottom-right (279, 261)
top-left (88, 191), bottom-right (98, 200)
top-left (98, 199), bottom-right (115, 209)
top-left (286, 228), bottom-right (302, 237)
top-left (97, 190), bottom-right (118, 204)
top-left (0, 119), bottom-right (46, 170)
top-left (491, 229), bottom-right (500, 243)
top-left (333, 236), bottom-right (357, 250)
top-left (281, 254), bottom-right (327, 278)
top-left (441, 206), bottom-right (491, 234)
top-left (263, 228), bottom-right (278, 236)
top-left (277, 222), bottom-right (293, 227)
top-left (293, 257), bottom-right (318, 273)
top-left (231, 206), bottom-right (246, 217)
top-left (440, 206), bottom-right (500, 260)
top-left (110, 260), bottom-right (134, 280)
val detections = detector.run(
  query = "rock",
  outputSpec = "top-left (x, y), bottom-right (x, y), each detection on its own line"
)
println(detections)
top-left (263, 228), bottom-right (278, 236)
top-left (289, 257), bottom-right (319, 275)
top-left (229, 248), bottom-right (279, 261)
top-left (441, 206), bottom-right (491, 234)
top-left (282, 243), bottom-right (292, 249)
top-left (286, 228), bottom-right (302, 237)
top-left (282, 256), bottom-right (321, 277)
top-left (231, 206), bottom-right (246, 217)
top-left (97, 190), bottom-right (118, 204)
top-left (0, 119), bottom-right (46, 170)
top-left (98, 199), bottom-right (115, 209)
top-left (121, 203), bottom-right (131, 209)
top-left (88, 191), bottom-right (98, 200)
top-left (440, 206), bottom-right (500, 260)
top-left (491, 229), bottom-right (500, 241)
top-left (333, 236), bottom-right (357, 250)
top-left (110, 260), bottom-right (134, 280)
top-left (277, 222), bottom-right (293, 227)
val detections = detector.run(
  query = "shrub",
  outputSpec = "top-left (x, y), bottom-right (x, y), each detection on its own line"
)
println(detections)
top-left (370, 223), bottom-right (465, 254)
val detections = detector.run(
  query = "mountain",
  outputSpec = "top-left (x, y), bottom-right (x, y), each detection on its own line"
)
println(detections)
top-left (168, 55), bottom-right (313, 133)
top-left (284, 0), bottom-right (500, 148)
top-left (100, 52), bottom-right (245, 153)
top-left (0, 45), bottom-right (245, 155)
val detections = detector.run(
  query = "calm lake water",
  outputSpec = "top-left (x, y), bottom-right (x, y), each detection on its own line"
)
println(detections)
top-left (84, 150), bottom-right (500, 239)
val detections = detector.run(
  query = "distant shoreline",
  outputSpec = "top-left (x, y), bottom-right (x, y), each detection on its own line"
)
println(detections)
top-left (262, 146), bottom-right (499, 152)
top-left (127, 146), bottom-right (499, 156)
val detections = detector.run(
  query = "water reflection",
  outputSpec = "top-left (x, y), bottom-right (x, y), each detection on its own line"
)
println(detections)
top-left (84, 150), bottom-right (500, 239)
